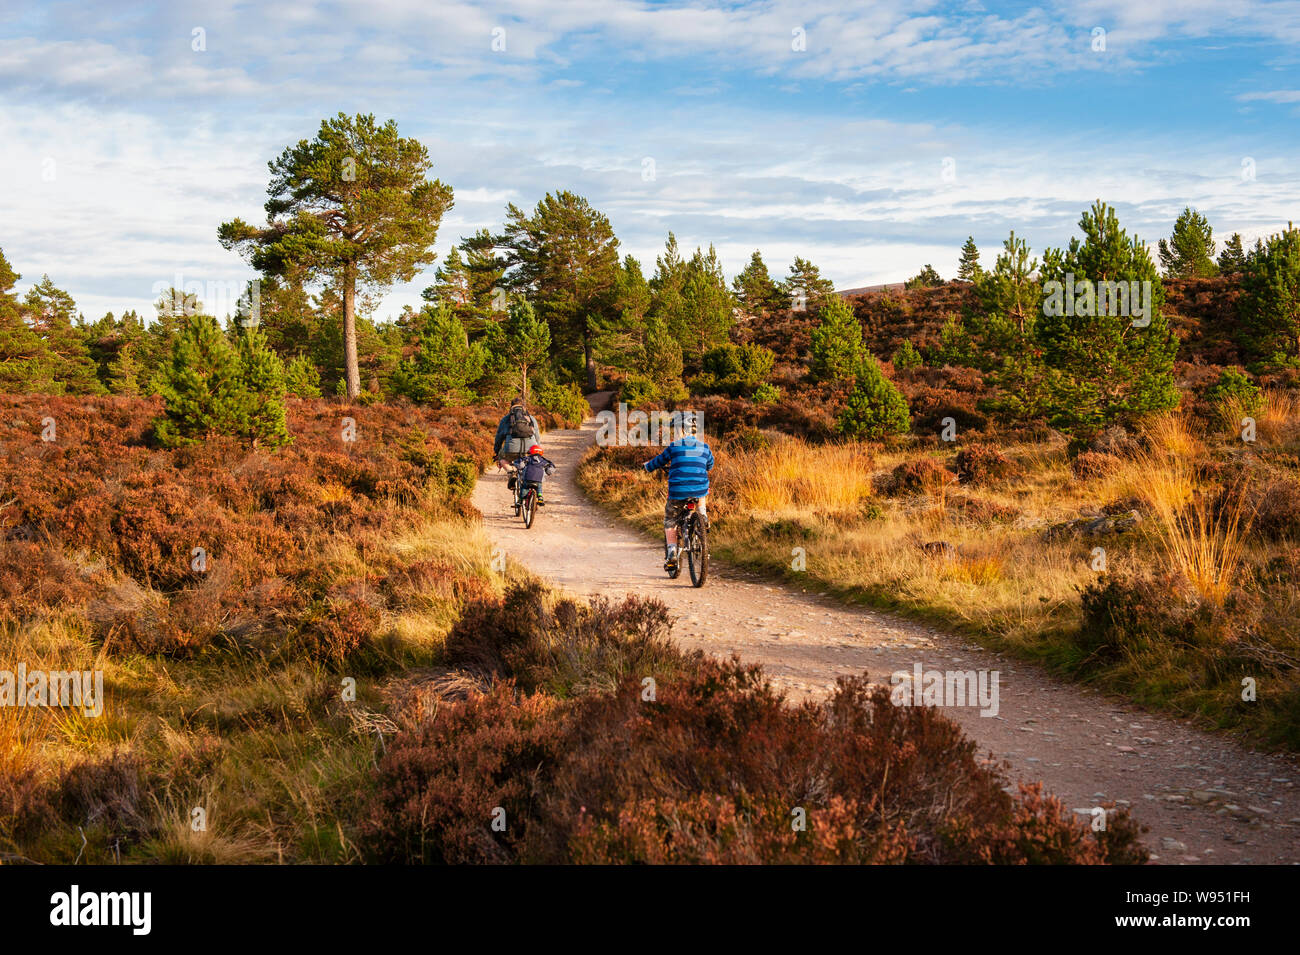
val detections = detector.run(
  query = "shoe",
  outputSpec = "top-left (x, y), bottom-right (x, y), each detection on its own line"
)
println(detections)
top-left (536, 497), bottom-right (545, 506)
top-left (664, 556), bottom-right (678, 572)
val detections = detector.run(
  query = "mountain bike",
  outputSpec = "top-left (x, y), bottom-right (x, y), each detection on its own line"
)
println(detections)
top-left (501, 461), bottom-right (541, 529)
top-left (517, 478), bottom-right (540, 529)
top-left (669, 497), bottom-right (708, 587)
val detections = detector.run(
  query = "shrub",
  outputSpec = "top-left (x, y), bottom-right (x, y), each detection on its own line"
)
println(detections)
top-left (955, 443), bottom-right (1016, 485)
top-left (306, 598), bottom-right (382, 667)
top-left (284, 353), bottom-right (322, 398)
top-left (619, 374), bottom-right (659, 408)
top-left (1215, 471), bottom-right (1300, 542)
top-left (877, 458), bottom-right (953, 496)
top-left (361, 652), bottom-right (1148, 864)
top-left (752, 382), bottom-right (781, 404)
top-left (727, 426), bottom-right (771, 454)
top-left (358, 681), bottom-right (568, 864)
top-left (691, 343), bottom-right (776, 398)
top-left (535, 381), bottom-right (589, 427)
top-left (442, 582), bottom-right (694, 697)
top-left (836, 358), bottom-right (911, 440)
top-left (906, 386), bottom-right (988, 434)
top-left (1204, 367), bottom-right (1263, 418)
top-left (1071, 451), bottom-right (1121, 480)
top-left (892, 339), bottom-right (923, 370)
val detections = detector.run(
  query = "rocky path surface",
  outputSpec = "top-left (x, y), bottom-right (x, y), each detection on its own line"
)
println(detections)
top-left (473, 409), bottom-right (1300, 864)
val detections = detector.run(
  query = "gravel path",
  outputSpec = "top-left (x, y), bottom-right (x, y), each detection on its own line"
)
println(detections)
top-left (473, 410), bottom-right (1300, 864)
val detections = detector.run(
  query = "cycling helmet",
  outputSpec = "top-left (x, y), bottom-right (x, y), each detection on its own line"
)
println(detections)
top-left (528, 445), bottom-right (543, 455)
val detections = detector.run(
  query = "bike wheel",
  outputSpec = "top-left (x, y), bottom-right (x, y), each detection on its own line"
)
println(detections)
top-left (687, 515), bottom-right (707, 587)
top-left (522, 488), bottom-right (537, 528)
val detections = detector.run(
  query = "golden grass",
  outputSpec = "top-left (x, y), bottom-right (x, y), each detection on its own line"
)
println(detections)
top-left (1259, 388), bottom-right (1300, 445)
top-left (716, 440), bottom-right (874, 516)
top-left (1114, 416), bottom-right (1250, 608)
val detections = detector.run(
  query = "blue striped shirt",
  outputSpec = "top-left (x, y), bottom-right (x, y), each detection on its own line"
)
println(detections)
top-left (644, 437), bottom-right (714, 498)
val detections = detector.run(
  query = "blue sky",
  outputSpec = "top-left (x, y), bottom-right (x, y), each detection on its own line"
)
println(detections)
top-left (1, 0), bottom-right (1298, 321)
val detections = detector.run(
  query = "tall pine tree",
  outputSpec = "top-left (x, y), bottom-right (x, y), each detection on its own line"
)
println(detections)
top-left (957, 237), bottom-right (982, 281)
top-left (1158, 207), bottom-right (1218, 278)
top-left (1037, 201), bottom-right (1179, 430)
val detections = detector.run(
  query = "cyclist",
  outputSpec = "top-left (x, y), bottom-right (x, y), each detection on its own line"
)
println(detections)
top-left (643, 412), bottom-right (714, 572)
top-left (494, 397), bottom-right (540, 499)
top-left (511, 444), bottom-right (555, 506)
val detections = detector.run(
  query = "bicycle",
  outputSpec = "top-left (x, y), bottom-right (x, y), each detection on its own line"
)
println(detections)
top-left (500, 459), bottom-right (541, 529)
top-left (669, 497), bottom-right (708, 587)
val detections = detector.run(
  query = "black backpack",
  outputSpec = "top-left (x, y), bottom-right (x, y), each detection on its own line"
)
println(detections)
top-left (508, 406), bottom-right (533, 439)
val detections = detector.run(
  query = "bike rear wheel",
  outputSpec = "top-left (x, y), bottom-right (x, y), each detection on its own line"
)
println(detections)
top-left (522, 488), bottom-right (537, 528)
top-left (687, 514), bottom-right (708, 587)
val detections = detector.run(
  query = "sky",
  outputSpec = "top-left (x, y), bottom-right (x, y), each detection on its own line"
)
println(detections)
top-left (1, 0), bottom-right (1298, 322)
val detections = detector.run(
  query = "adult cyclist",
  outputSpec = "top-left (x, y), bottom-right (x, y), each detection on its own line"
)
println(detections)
top-left (494, 397), bottom-right (541, 500)
top-left (643, 412), bottom-right (714, 573)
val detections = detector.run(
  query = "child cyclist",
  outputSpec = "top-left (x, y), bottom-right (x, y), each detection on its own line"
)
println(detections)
top-left (642, 412), bottom-right (713, 572)
top-left (511, 444), bottom-right (556, 505)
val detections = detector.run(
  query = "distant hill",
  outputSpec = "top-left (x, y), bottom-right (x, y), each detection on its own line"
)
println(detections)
top-left (836, 282), bottom-right (907, 297)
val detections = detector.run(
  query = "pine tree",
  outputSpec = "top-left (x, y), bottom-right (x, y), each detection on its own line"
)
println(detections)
top-left (975, 231), bottom-right (1039, 337)
top-left (1218, 233), bottom-right (1247, 273)
top-left (648, 234), bottom-right (688, 356)
top-left (904, 264), bottom-right (943, 289)
top-left (22, 275), bottom-right (103, 394)
top-left (219, 113), bottom-right (454, 400)
top-left (891, 339), bottom-right (923, 370)
top-left (284, 354), bottom-right (323, 398)
top-left (491, 298), bottom-right (551, 401)
top-left (106, 339), bottom-right (144, 395)
top-left (957, 237), bottom-right (982, 282)
top-left (641, 315), bottom-right (686, 400)
top-left (837, 357), bottom-right (911, 439)
top-left (391, 305), bottom-right (487, 405)
top-left (1037, 200), bottom-right (1179, 430)
top-left (155, 312), bottom-right (250, 446)
top-left (499, 191), bottom-right (620, 390)
top-left (780, 257), bottom-right (836, 313)
top-left (460, 228), bottom-right (509, 330)
top-left (0, 248), bottom-right (60, 393)
top-left (593, 255), bottom-right (652, 373)
top-left (431, 246), bottom-right (473, 318)
top-left (732, 251), bottom-right (786, 315)
top-left (809, 296), bottom-right (865, 382)
top-left (1238, 223), bottom-right (1300, 365)
top-left (678, 244), bottom-right (735, 364)
top-left (1158, 207), bottom-right (1218, 279)
top-left (235, 326), bottom-right (290, 448)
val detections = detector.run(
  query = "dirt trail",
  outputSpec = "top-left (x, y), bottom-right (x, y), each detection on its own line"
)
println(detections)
top-left (474, 408), bottom-right (1300, 864)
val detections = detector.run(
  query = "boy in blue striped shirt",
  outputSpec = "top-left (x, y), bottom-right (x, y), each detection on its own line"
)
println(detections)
top-left (643, 413), bottom-right (714, 571)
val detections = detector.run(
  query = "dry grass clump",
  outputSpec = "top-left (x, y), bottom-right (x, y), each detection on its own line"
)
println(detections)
top-left (717, 440), bottom-right (875, 516)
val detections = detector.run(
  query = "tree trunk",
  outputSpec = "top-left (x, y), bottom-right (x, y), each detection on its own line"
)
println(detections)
top-left (343, 261), bottom-right (360, 400)
top-left (583, 317), bottom-right (596, 392)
